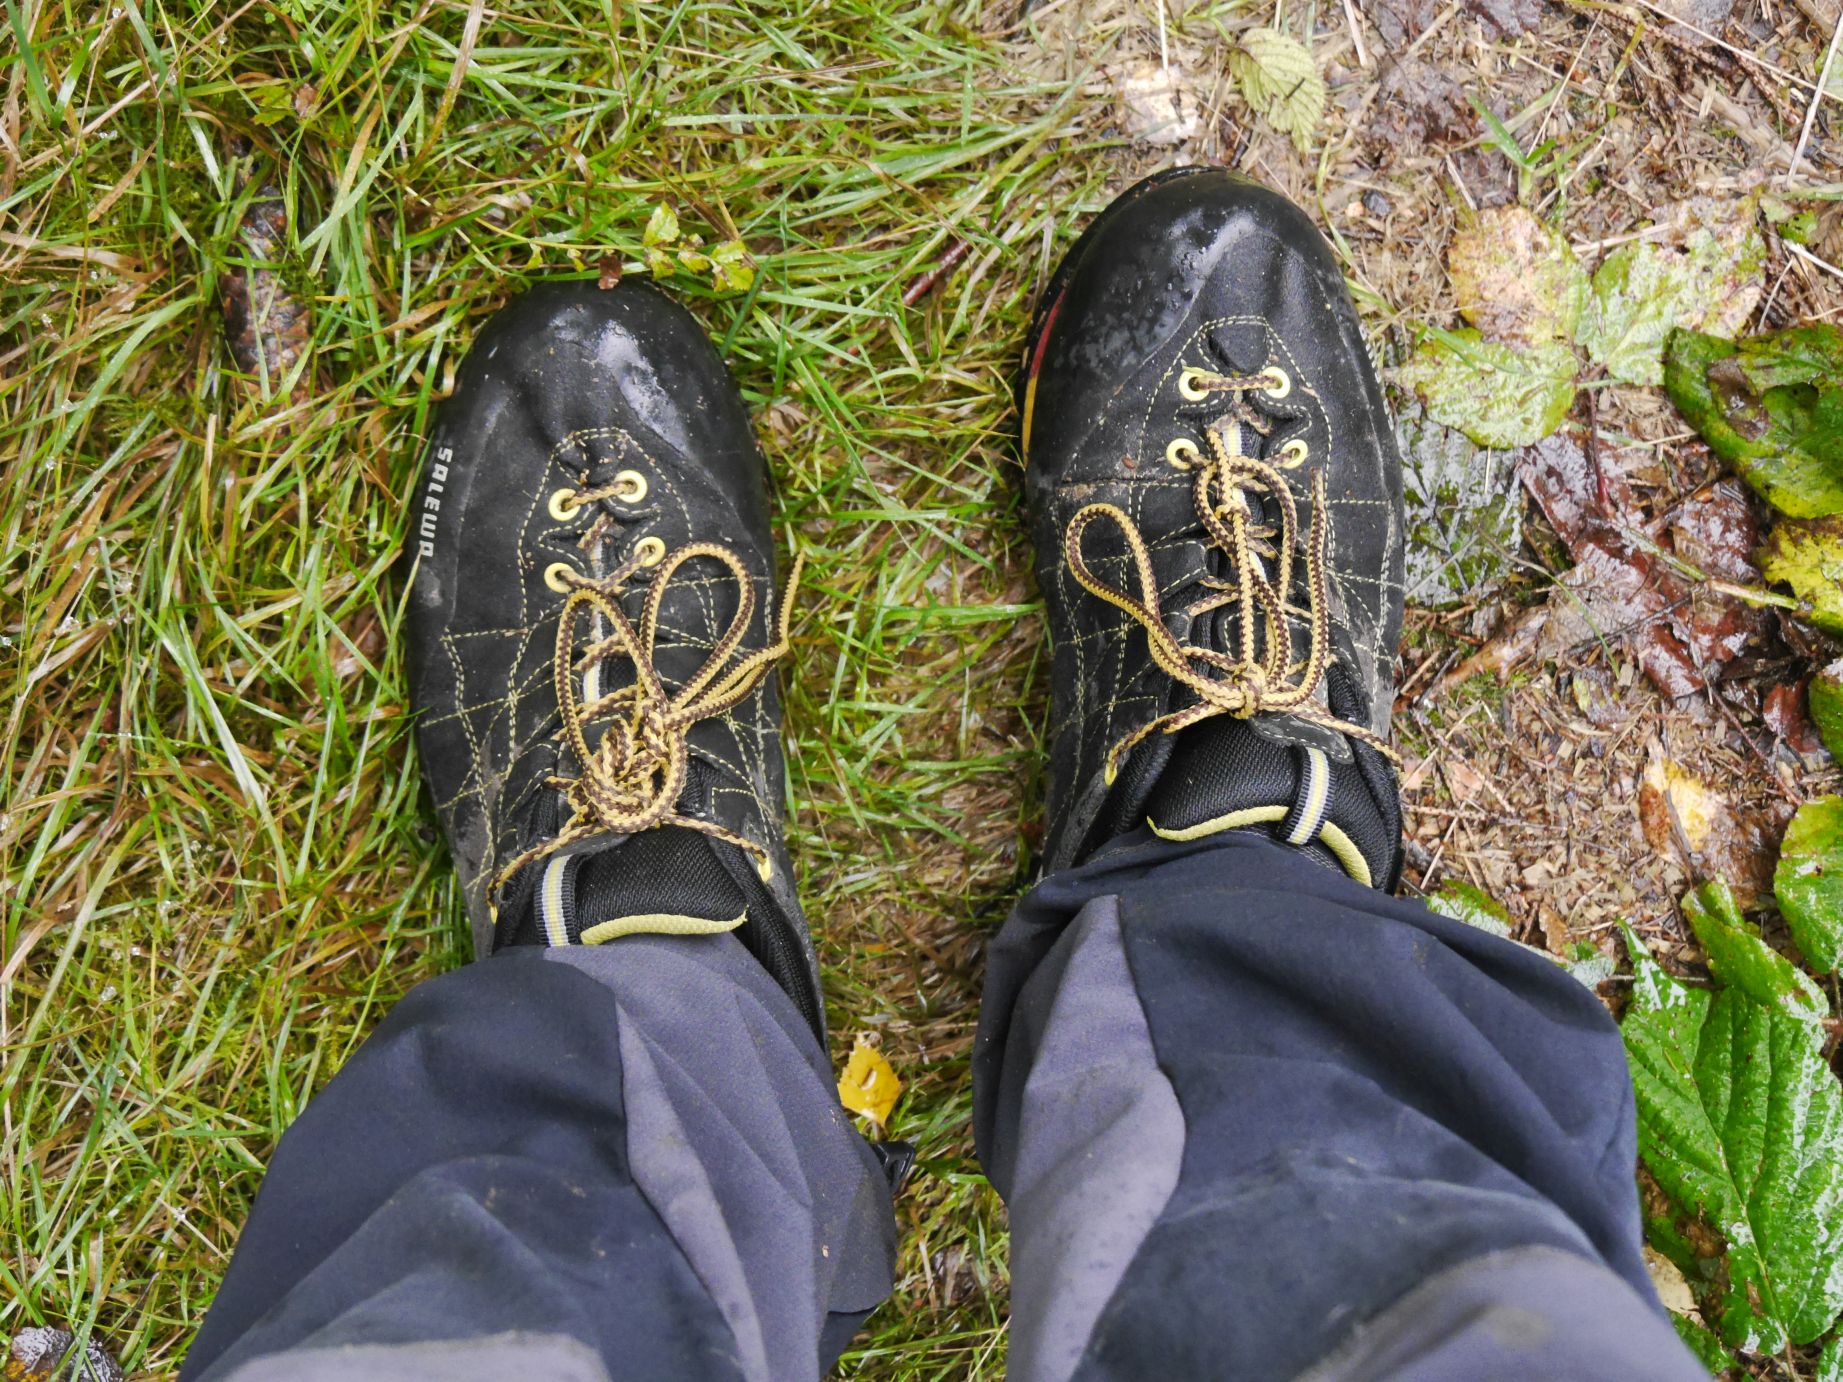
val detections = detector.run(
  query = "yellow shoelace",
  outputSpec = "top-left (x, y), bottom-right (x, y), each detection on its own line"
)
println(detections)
top-left (1064, 366), bottom-right (1397, 785)
top-left (491, 541), bottom-right (801, 900)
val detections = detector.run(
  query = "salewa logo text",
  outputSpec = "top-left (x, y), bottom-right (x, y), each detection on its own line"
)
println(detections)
top-left (419, 445), bottom-right (454, 558)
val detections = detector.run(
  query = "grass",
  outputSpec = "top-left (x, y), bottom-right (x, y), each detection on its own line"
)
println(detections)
top-left (1, 1), bottom-right (1134, 1374)
top-left (11, 0), bottom-right (1833, 1375)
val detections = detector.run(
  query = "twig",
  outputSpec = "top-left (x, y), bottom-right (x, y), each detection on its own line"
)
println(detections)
top-left (1789, 8), bottom-right (1843, 183)
top-left (1789, 239), bottom-right (1843, 282)
top-left (901, 240), bottom-right (971, 307)
top-left (1342, 0), bottom-right (1373, 68)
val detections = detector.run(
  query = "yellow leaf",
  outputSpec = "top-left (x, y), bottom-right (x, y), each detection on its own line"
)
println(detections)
top-left (837, 1035), bottom-right (901, 1126)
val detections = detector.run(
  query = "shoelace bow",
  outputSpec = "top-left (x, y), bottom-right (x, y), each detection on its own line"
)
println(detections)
top-left (1065, 366), bottom-right (1397, 784)
top-left (491, 541), bottom-right (802, 899)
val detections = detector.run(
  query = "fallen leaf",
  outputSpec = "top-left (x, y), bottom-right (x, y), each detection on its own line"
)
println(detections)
top-left (1444, 758), bottom-right (1485, 802)
top-left (1448, 206), bottom-right (1587, 348)
top-left (1809, 659), bottom-right (1843, 761)
top-left (1230, 29), bottom-right (1326, 153)
top-left (1371, 57), bottom-right (1470, 150)
top-left (1647, 1245), bottom-right (1698, 1315)
top-left (221, 156), bottom-right (312, 400)
top-left (5, 1327), bottom-right (124, 1382)
top-left (1641, 758), bottom-right (1726, 856)
top-left (1399, 411), bottom-right (1523, 605)
top-left (1640, 760), bottom-right (1780, 904)
top-left (1759, 515), bottom-right (1843, 634)
top-left (597, 254), bottom-right (623, 290)
top-left (1520, 434), bottom-right (1770, 702)
top-left (1664, 325), bottom-right (1843, 518)
top-left (1118, 60), bottom-right (1202, 146)
top-left (1775, 796), bottom-right (1843, 974)
top-left (1578, 200), bottom-right (1767, 386)
top-left (837, 1035), bottom-right (901, 1127)
top-left (1763, 681), bottom-right (1826, 758)
top-left (1668, 482), bottom-right (1761, 581)
top-left (1393, 329), bottom-right (1576, 448)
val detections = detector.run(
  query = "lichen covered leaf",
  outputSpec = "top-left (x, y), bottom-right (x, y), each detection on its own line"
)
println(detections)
top-left (1578, 205), bottom-right (1766, 387)
top-left (1230, 30), bottom-right (1326, 152)
top-left (1393, 329), bottom-right (1576, 448)
top-left (1428, 879), bottom-right (1514, 936)
top-left (837, 1035), bottom-right (901, 1126)
top-left (1622, 930), bottom-right (1843, 1352)
top-left (1448, 206), bottom-right (1588, 348)
top-left (1398, 412), bottom-right (1522, 605)
top-left (1775, 797), bottom-right (1843, 975)
top-left (1759, 516), bottom-right (1843, 634)
top-left (1663, 326), bottom-right (1843, 518)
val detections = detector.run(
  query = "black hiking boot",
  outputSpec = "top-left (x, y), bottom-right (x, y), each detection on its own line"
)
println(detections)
top-left (406, 280), bottom-right (825, 1037)
top-left (1020, 168), bottom-right (1406, 890)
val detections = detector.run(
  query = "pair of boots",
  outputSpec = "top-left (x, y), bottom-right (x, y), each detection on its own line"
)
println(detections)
top-left (409, 167), bottom-right (1406, 1028)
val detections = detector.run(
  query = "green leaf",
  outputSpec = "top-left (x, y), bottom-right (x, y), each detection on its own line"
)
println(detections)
top-left (1663, 326), bottom-right (1843, 518)
top-left (1670, 1311), bottom-right (1736, 1375)
top-left (1622, 930), bottom-right (1843, 1352)
top-left (1759, 516), bottom-right (1843, 634)
top-left (707, 239), bottom-right (755, 293)
top-left (642, 202), bottom-right (679, 248)
top-left (1811, 660), bottom-right (1843, 763)
top-left (1681, 878), bottom-right (1827, 1017)
top-left (1393, 328), bottom-right (1576, 448)
top-left (1229, 30), bottom-right (1325, 153)
top-left (645, 246), bottom-right (676, 279)
top-left (1448, 207), bottom-right (1588, 348)
top-left (1428, 880), bottom-right (1513, 936)
top-left (1578, 209), bottom-right (1766, 386)
top-left (1776, 797), bottom-right (1843, 975)
top-left (1820, 1334), bottom-right (1843, 1382)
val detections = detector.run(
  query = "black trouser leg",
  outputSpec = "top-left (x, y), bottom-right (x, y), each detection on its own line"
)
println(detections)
top-left (975, 831), bottom-right (1704, 1381)
top-left (182, 938), bottom-right (895, 1382)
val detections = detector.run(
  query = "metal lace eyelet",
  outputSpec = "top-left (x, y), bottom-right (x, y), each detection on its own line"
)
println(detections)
top-left (1278, 438), bottom-right (1309, 468)
top-left (634, 535), bottom-right (667, 568)
top-left (1166, 437), bottom-right (1201, 470)
top-left (543, 561), bottom-right (576, 594)
top-left (755, 855), bottom-right (774, 882)
top-left (613, 469), bottom-right (648, 504)
top-left (1178, 367), bottom-right (1211, 402)
top-left (1262, 367), bottom-right (1293, 400)
top-left (548, 488), bottom-right (585, 522)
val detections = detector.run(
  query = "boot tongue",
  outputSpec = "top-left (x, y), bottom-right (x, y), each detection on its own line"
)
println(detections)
top-left (1136, 714), bottom-right (1399, 889)
top-left (501, 824), bottom-right (749, 948)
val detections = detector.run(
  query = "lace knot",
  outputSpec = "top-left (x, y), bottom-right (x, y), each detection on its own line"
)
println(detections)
top-left (490, 543), bottom-right (802, 900)
top-left (1064, 366), bottom-right (1396, 782)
